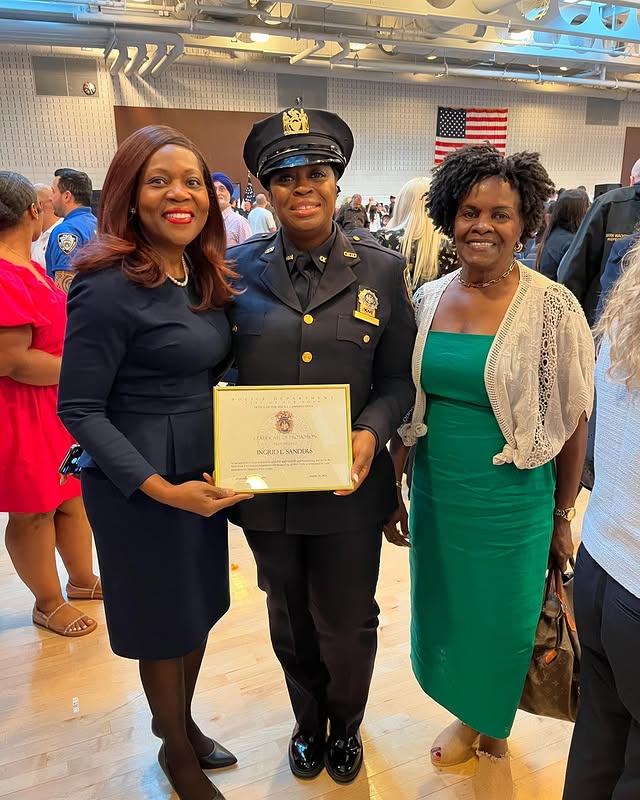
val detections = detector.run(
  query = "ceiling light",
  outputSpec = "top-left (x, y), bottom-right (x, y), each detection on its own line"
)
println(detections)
top-left (510, 29), bottom-right (532, 41)
top-left (250, 32), bottom-right (270, 43)
top-left (427, 54), bottom-right (438, 60)
top-left (560, 65), bottom-right (569, 71)
top-left (349, 42), bottom-right (367, 51)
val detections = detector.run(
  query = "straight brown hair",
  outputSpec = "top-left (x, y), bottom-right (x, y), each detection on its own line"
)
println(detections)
top-left (74, 125), bottom-right (237, 310)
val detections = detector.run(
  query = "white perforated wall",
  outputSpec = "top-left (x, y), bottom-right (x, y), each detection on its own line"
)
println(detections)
top-left (1, 46), bottom-right (640, 201)
top-left (330, 79), bottom-right (640, 199)
top-left (0, 49), bottom-right (277, 187)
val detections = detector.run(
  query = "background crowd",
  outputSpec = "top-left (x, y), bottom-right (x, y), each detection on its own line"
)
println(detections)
top-left (1, 110), bottom-right (640, 800)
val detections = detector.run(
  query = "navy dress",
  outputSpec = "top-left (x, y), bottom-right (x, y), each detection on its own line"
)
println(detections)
top-left (58, 268), bottom-right (232, 659)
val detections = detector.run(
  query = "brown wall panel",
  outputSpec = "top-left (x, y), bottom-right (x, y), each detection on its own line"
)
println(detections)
top-left (621, 127), bottom-right (640, 186)
top-left (113, 106), bottom-right (271, 195)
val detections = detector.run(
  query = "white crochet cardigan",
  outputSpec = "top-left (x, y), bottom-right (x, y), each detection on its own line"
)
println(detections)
top-left (399, 266), bottom-right (595, 469)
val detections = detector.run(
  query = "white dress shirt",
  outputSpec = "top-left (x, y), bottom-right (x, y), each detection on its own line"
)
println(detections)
top-left (31, 218), bottom-right (62, 268)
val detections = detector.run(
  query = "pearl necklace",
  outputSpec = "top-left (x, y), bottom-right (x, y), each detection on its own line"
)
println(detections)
top-left (165, 256), bottom-right (189, 287)
top-left (458, 259), bottom-right (517, 289)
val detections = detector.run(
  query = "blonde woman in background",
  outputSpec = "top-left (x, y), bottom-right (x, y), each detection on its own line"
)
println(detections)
top-left (563, 241), bottom-right (640, 800)
top-left (375, 176), bottom-right (457, 288)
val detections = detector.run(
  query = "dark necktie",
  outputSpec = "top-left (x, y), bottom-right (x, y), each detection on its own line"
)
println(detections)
top-left (292, 254), bottom-right (316, 309)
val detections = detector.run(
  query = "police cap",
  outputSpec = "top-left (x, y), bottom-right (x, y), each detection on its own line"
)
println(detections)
top-left (244, 107), bottom-right (354, 184)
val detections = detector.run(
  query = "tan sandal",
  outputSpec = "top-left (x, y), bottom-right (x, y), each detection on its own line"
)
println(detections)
top-left (32, 602), bottom-right (97, 637)
top-left (431, 720), bottom-right (480, 767)
top-left (472, 750), bottom-right (513, 800)
top-left (66, 577), bottom-right (103, 600)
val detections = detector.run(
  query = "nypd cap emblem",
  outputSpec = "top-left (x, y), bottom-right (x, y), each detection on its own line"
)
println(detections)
top-left (58, 232), bottom-right (79, 255)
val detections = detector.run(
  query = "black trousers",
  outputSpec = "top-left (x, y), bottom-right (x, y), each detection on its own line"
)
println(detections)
top-left (245, 528), bottom-right (383, 738)
top-left (563, 545), bottom-right (640, 800)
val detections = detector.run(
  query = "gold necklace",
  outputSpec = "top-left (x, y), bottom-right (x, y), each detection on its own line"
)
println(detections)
top-left (458, 259), bottom-right (517, 289)
top-left (165, 256), bottom-right (189, 287)
top-left (0, 241), bottom-right (31, 265)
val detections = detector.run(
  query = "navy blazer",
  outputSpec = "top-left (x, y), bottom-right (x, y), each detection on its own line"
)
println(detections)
top-left (58, 268), bottom-right (231, 498)
top-left (225, 226), bottom-right (416, 534)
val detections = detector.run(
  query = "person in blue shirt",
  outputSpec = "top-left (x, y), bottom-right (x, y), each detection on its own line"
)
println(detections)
top-left (45, 168), bottom-right (97, 292)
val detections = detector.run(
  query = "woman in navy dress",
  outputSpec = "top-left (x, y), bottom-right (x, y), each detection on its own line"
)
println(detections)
top-left (58, 125), bottom-right (252, 800)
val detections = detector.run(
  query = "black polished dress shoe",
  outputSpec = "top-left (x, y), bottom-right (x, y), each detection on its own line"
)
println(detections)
top-left (157, 744), bottom-right (227, 799)
top-left (152, 719), bottom-right (238, 770)
top-left (325, 730), bottom-right (363, 784)
top-left (288, 728), bottom-right (325, 779)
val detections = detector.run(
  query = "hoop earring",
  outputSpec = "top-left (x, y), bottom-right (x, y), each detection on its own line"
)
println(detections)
top-left (513, 241), bottom-right (524, 253)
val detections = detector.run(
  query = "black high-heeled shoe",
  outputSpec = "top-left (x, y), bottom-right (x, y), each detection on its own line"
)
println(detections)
top-left (152, 720), bottom-right (238, 770)
top-left (157, 744), bottom-right (177, 792)
top-left (157, 744), bottom-right (227, 799)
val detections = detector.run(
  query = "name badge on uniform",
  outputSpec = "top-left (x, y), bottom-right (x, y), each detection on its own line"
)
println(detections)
top-left (353, 286), bottom-right (380, 326)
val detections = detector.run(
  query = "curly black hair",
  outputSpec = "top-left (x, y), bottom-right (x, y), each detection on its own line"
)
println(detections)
top-left (427, 145), bottom-right (555, 242)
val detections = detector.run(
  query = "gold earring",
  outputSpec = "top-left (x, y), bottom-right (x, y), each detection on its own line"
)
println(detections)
top-left (514, 241), bottom-right (524, 253)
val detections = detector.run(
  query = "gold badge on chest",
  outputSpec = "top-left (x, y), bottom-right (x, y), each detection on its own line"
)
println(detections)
top-left (354, 286), bottom-right (380, 326)
top-left (282, 108), bottom-right (310, 136)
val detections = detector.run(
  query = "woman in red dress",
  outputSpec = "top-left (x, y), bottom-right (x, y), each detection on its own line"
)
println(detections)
top-left (0, 171), bottom-right (100, 637)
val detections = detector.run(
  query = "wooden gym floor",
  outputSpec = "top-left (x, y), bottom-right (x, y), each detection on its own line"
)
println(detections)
top-left (0, 491), bottom-right (588, 800)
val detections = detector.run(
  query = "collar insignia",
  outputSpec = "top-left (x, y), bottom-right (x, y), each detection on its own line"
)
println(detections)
top-left (285, 254), bottom-right (295, 261)
top-left (344, 251), bottom-right (358, 259)
top-left (319, 255), bottom-right (328, 263)
top-left (264, 246), bottom-right (275, 254)
top-left (353, 286), bottom-right (380, 326)
top-left (282, 108), bottom-right (310, 136)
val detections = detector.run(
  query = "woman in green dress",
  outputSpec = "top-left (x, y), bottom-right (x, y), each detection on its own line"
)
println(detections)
top-left (386, 146), bottom-right (594, 799)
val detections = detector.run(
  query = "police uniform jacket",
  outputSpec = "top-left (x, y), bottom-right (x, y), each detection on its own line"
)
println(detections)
top-left (226, 226), bottom-right (416, 535)
top-left (45, 206), bottom-right (97, 278)
top-left (557, 185), bottom-right (640, 323)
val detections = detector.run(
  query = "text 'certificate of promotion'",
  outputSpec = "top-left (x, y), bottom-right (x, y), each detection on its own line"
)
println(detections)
top-left (214, 385), bottom-right (353, 493)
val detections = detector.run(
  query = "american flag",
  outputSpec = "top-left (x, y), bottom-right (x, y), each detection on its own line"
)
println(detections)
top-left (434, 107), bottom-right (508, 165)
top-left (243, 173), bottom-right (256, 204)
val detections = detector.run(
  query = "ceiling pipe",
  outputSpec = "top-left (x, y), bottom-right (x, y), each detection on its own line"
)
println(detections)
top-left (151, 37), bottom-right (185, 76)
top-left (139, 44), bottom-right (168, 77)
top-left (289, 39), bottom-right (324, 64)
top-left (108, 46), bottom-right (129, 75)
top-left (173, 51), bottom-right (639, 98)
top-left (329, 42), bottom-right (350, 63)
top-left (125, 43), bottom-right (148, 75)
top-left (309, 56), bottom-right (640, 89)
top-left (73, 7), bottom-right (635, 53)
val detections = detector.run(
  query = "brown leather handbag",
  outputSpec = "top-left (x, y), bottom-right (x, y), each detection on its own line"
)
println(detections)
top-left (519, 565), bottom-right (581, 722)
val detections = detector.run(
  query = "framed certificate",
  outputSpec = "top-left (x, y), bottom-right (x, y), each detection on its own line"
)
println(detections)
top-left (214, 384), bottom-right (353, 493)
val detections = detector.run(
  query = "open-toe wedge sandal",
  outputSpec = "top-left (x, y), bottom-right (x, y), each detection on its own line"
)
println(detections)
top-left (430, 720), bottom-right (480, 767)
top-left (66, 577), bottom-right (103, 600)
top-left (32, 602), bottom-right (97, 637)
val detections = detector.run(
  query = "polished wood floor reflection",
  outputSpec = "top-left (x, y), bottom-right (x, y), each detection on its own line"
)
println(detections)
top-left (0, 492), bottom-right (588, 799)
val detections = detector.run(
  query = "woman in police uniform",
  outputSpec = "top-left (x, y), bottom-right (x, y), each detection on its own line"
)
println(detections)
top-left (226, 108), bottom-right (416, 784)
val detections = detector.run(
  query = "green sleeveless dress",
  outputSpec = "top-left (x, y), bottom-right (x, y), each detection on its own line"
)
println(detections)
top-left (409, 331), bottom-right (555, 739)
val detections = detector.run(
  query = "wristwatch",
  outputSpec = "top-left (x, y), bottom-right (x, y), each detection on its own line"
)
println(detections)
top-left (554, 507), bottom-right (577, 522)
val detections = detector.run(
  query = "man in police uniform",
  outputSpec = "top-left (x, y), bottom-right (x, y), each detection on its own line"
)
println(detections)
top-left (558, 157), bottom-right (640, 324)
top-left (226, 108), bottom-right (416, 784)
top-left (45, 168), bottom-right (97, 293)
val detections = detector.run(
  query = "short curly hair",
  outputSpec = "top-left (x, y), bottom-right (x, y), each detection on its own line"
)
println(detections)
top-left (427, 145), bottom-right (554, 242)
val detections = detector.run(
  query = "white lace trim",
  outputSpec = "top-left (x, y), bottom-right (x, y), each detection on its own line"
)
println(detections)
top-left (400, 266), bottom-right (595, 469)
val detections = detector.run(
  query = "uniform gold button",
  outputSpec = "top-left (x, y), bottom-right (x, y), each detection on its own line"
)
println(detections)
top-left (232, 325), bottom-right (238, 333)
top-left (302, 351), bottom-right (313, 363)
top-left (363, 334), bottom-right (371, 343)
top-left (353, 235), bottom-right (360, 241)
top-left (303, 314), bottom-right (314, 325)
